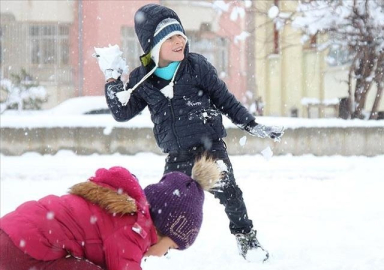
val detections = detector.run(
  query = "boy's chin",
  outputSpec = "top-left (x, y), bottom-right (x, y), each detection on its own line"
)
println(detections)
top-left (174, 55), bottom-right (185, 62)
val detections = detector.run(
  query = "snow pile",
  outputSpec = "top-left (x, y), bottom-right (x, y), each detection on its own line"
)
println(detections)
top-left (1, 78), bottom-right (47, 112)
top-left (301, 98), bottom-right (340, 106)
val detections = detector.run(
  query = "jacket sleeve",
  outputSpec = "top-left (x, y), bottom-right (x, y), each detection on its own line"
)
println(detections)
top-left (198, 56), bottom-right (255, 127)
top-left (105, 78), bottom-right (147, 122)
top-left (104, 228), bottom-right (143, 270)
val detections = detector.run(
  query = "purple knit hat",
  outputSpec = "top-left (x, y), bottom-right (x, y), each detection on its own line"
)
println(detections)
top-left (144, 171), bottom-right (205, 250)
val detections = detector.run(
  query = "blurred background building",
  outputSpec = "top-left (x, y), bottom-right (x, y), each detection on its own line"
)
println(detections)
top-left (1, 0), bottom-right (382, 117)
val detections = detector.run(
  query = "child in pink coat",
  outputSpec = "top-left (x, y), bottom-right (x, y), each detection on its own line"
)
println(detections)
top-left (0, 155), bottom-right (220, 270)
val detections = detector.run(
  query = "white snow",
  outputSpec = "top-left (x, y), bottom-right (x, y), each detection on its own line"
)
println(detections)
top-left (234, 31), bottom-right (250, 44)
top-left (230, 6), bottom-right (246, 21)
top-left (173, 189), bottom-right (180, 197)
top-left (2, 108), bottom-right (384, 129)
top-left (268, 6), bottom-right (279, 19)
top-left (1, 152), bottom-right (384, 270)
top-left (1, 78), bottom-right (48, 112)
top-left (291, 0), bottom-right (384, 52)
top-left (301, 97), bottom-right (339, 106)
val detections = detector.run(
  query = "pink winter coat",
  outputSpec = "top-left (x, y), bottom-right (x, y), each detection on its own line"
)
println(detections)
top-left (0, 167), bottom-right (158, 270)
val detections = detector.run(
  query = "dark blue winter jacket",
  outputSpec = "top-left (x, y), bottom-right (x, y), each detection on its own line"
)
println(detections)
top-left (105, 4), bottom-right (255, 153)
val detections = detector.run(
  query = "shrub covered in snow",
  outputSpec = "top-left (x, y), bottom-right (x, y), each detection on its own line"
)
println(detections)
top-left (0, 69), bottom-right (47, 113)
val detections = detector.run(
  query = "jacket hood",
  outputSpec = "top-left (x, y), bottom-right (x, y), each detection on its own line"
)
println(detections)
top-left (69, 181), bottom-right (138, 215)
top-left (114, 4), bottom-right (189, 106)
top-left (134, 4), bottom-right (186, 54)
top-left (69, 166), bottom-right (149, 216)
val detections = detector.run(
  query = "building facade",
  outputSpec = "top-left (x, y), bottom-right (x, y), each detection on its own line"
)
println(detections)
top-left (252, 0), bottom-right (382, 117)
top-left (1, 0), bottom-right (251, 108)
top-left (2, 0), bottom-right (381, 116)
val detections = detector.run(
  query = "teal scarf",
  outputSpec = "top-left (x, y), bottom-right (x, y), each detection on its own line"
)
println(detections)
top-left (154, 61), bottom-right (180, 80)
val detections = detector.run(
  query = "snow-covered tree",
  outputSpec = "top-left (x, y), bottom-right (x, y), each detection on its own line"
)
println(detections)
top-left (0, 69), bottom-right (48, 113)
top-left (271, 0), bottom-right (384, 119)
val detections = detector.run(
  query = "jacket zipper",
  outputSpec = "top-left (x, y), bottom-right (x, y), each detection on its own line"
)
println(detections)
top-left (169, 98), bottom-right (182, 149)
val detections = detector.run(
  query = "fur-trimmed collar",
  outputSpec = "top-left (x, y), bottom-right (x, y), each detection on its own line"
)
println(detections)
top-left (69, 181), bottom-right (137, 215)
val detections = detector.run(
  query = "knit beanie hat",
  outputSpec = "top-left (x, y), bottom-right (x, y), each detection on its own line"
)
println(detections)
top-left (116, 5), bottom-right (189, 105)
top-left (144, 155), bottom-right (222, 250)
top-left (117, 17), bottom-right (188, 105)
top-left (150, 18), bottom-right (188, 67)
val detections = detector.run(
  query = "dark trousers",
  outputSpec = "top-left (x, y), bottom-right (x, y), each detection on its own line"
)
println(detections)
top-left (0, 230), bottom-right (103, 270)
top-left (164, 139), bottom-right (253, 235)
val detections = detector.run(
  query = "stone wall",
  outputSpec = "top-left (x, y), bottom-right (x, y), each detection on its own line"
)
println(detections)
top-left (1, 126), bottom-right (383, 156)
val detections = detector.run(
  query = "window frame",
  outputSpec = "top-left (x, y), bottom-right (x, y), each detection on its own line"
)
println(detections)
top-left (28, 23), bottom-right (70, 66)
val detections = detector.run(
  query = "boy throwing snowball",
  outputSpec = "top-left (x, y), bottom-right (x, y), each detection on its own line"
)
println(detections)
top-left (96, 3), bottom-right (284, 261)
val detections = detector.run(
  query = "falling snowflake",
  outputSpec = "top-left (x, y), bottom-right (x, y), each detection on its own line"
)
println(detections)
top-left (261, 146), bottom-right (274, 161)
top-left (46, 211), bottom-right (55, 220)
top-left (90, 216), bottom-right (98, 224)
top-left (19, 240), bottom-right (26, 248)
top-left (239, 136), bottom-right (247, 146)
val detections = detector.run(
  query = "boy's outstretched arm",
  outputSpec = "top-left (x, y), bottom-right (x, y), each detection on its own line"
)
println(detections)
top-left (199, 57), bottom-right (284, 142)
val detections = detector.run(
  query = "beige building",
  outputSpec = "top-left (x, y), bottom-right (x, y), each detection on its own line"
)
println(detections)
top-left (252, 0), bottom-right (382, 118)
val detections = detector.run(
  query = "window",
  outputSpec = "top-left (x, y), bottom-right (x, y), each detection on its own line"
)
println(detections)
top-left (188, 33), bottom-right (229, 75)
top-left (29, 24), bottom-right (70, 66)
top-left (121, 27), bottom-right (142, 70)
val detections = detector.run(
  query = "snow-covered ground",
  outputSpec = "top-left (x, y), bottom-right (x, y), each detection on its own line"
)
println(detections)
top-left (1, 152), bottom-right (383, 270)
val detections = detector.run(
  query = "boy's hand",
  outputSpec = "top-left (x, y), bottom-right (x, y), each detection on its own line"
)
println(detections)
top-left (245, 121), bottom-right (285, 142)
top-left (93, 44), bottom-right (128, 81)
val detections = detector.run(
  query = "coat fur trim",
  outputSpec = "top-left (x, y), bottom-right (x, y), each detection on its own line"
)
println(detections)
top-left (69, 181), bottom-right (137, 215)
top-left (191, 154), bottom-right (223, 191)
